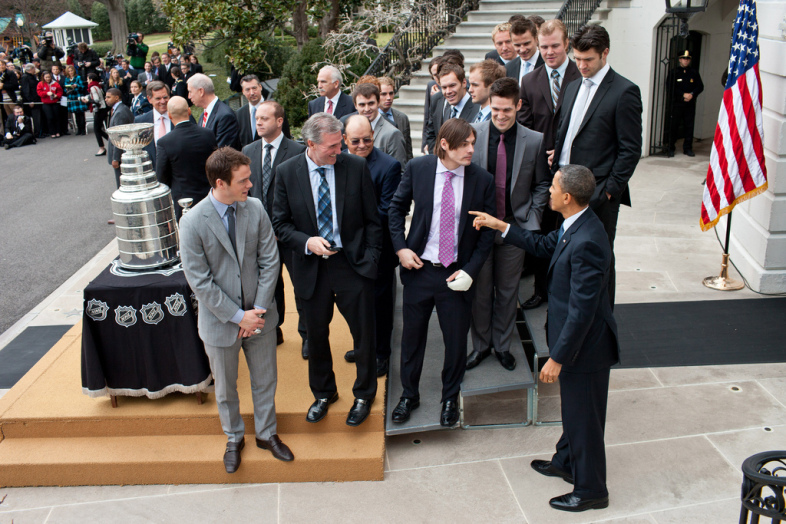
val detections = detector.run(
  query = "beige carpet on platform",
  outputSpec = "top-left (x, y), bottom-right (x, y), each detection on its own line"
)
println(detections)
top-left (0, 269), bottom-right (385, 486)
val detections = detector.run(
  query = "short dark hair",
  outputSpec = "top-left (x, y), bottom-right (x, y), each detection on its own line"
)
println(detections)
top-left (259, 100), bottom-right (285, 120)
top-left (527, 15), bottom-right (545, 29)
top-left (352, 82), bottom-right (380, 102)
top-left (510, 19), bottom-right (538, 39)
top-left (205, 147), bottom-right (251, 188)
top-left (571, 24), bottom-right (610, 54)
top-left (437, 63), bottom-right (466, 84)
top-left (557, 164), bottom-right (596, 206)
top-left (508, 14), bottom-right (526, 24)
top-left (146, 80), bottom-right (170, 98)
top-left (87, 72), bottom-right (99, 82)
top-left (469, 60), bottom-right (506, 87)
top-left (489, 77), bottom-right (520, 104)
top-left (170, 66), bottom-right (183, 79)
top-left (436, 119), bottom-right (476, 161)
top-left (240, 74), bottom-right (260, 86)
top-left (106, 88), bottom-right (122, 98)
top-left (441, 49), bottom-right (465, 68)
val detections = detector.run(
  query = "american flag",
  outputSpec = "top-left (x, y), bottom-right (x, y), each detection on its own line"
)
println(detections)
top-left (700, 0), bottom-right (768, 231)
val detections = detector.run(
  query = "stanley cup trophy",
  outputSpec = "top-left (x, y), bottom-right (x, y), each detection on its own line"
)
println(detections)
top-left (106, 123), bottom-right (180, 270)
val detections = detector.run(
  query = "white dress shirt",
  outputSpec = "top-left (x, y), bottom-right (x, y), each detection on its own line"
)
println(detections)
top-left (305, 150), bottom-right (342, 250)
top-left (324, 92), bottom-right (341, 114)
top-left (201, 96), bottom-right (219, 127)
top-left (421, 159), bottom-right (465, 264)
top-left (261, 131), bottom-right (284, 167)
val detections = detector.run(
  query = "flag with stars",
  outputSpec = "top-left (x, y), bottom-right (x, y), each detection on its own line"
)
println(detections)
top-left (700, 0), bottom-right (767, 231)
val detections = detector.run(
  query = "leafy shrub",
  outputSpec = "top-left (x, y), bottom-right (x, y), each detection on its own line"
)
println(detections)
top-left (276, 38), bottom-right (326, 128)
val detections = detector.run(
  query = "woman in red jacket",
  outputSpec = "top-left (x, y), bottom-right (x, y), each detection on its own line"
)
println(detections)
top-left (37, 70), bottom-right (63, 138)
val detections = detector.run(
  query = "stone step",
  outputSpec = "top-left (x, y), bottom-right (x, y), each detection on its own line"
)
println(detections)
top-left (444, 33), bottom-right (500, 47)
top-left (0, 432), bottom-right (385, 486)
top-left (478, 0), bottom-right (563, 10)
top-left (467, 9), bottom-right (559, 22)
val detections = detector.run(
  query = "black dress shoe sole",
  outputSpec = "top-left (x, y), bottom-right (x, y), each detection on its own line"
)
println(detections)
top-left (223, 439), bottom-right (245, 473)
top-left (391, 400), bottom-right (420, 423)
top-left (549, 496), bottom-right (609, 512)
top-left (466, 350), bottom-right (491, 370)
top-left (531, 460), bottom-right (574, 484)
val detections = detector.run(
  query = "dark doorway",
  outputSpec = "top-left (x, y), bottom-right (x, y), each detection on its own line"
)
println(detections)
top-left (650, 17), bottom-right (703, 156)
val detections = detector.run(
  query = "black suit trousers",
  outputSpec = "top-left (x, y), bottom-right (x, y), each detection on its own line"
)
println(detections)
top-left (400, 263), bottom-right (471, 403)
top-left (302, 252), bottom-right (376, 400)
top-left (592, 195), bottom-right (621, 307)
top-left (276, 243), bottom-right (307, 338)
top-left (551, 367), bottom-right (611, 499)
top-left (373, 227), bottom-right (397, 360)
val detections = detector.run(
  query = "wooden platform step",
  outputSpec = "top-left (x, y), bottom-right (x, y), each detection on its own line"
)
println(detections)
top-left (0, 431), bottom-right (384, 486)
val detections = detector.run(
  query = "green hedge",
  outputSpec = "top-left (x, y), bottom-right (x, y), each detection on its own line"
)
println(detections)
top-left (276, 39), bottom-right (326, 128)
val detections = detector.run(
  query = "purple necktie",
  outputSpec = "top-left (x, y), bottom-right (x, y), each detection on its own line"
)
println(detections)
top-left (495, 133), bottom-right (507, 219)
top-left (438, 171), bottom-right (456, 266)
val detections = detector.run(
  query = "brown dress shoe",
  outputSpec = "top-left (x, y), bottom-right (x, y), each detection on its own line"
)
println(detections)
top-left (223, 438), bottom-right (245, 473)
top-left (256, 434), bottom-right (294, 462)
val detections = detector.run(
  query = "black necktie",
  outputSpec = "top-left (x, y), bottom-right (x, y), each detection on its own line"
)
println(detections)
top-left (226, 206), bottom-right (237, 255)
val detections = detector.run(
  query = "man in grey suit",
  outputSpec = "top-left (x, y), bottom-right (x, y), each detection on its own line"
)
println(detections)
top-left (105, 88), bottom-right (135, 189)
top-left (378, 76), bottom-right (413, 162)
top-left (242, 100), bottom-right (308, 355)
top-left (136, 61), bottom-right (159, 88)
top-left (180, 146), bottom-right (294, 474)
top-left (345, 83), bottom-right (408, 170)
top-left (466, 78), bottom-right (550, 371)
top-left (423, 63), bottom-right (480, 154)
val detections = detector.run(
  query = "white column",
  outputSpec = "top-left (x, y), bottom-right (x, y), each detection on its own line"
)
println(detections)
top-left (726, 1), bottom-right (786, 292)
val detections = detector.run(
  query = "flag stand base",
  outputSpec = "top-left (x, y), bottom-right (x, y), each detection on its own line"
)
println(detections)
top-left (703, 254), bottom-right (744, 291)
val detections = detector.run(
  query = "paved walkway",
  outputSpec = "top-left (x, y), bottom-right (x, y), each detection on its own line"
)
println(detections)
top-left (1, 141), bottom-right (783, 523)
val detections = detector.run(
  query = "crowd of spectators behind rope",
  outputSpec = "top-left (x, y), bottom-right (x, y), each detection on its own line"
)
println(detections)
top-left (0, 31), bottom-right (199, 153)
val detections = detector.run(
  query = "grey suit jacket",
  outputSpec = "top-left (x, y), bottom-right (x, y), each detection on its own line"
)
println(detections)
top-left (471, 121), bottom-right (550, 230)
top-left (179, 195), bottom-right (280, 347)
top-left (137, 72), bottom-right (159, 87)
top-left (373, 116), bottom-right (408, 169)
top-left (107, 103), bottom-right (134, 165)
top-left (390, 107), bottom-right (413, 162)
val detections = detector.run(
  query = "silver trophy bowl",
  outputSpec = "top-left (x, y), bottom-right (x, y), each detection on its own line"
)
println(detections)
top-left (107, 123), bottom-right (179, 270)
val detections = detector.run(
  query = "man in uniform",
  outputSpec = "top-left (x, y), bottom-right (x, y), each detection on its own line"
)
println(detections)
top-left (667, 50), bottom-right (704, 157)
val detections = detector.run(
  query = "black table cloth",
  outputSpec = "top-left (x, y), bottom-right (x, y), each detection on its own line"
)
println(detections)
top-left (81, 259), bottom-right (212, 399)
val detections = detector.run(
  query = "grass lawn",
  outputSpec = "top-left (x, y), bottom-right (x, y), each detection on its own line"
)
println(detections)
top-left (93, 32), bottom-right (172, 55)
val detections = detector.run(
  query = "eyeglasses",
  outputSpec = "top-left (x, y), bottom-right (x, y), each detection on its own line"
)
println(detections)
top-left (348, 138), bottom-right (374, 146)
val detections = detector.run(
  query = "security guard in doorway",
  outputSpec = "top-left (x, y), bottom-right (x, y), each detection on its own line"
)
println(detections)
top-left (667, 50), bottom-right (704, 157)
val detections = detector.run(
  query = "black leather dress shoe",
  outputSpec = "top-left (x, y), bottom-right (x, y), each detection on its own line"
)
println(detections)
top-left (391, 397), bottom-right (419, 423)
top-left (346, 398), bottom-right (373, 426)
top-left (276, 327), bottom-right (284, 346)
top-left (344, 350), bottom-right (356, 363)
top-left (376, 357), bottom-right (389, 377)
top-left (256, 434), bottom-right (294, 462)
top-left (684, 149), bottom-right (695, 157)
top-left (549, 493), bottom-right (609, 512)
top-left (495, 350), bottom-right (516, 371)
top-left (306, 392), bottom-right (338, 423)
top-left (466, 348), bottom-right (491, 370)
top-left (440, 400), bottom-right (459, 427)
top-left (667, 149), bottom-right (675, 158)
top-left (223, 438), bottom-right (245, 473)
top-left (521, 293), bottom-right (545, 310)
top-left (301, 339), bottom-right (309, 360)
top-left (530, 459), bottom-right (574, 484)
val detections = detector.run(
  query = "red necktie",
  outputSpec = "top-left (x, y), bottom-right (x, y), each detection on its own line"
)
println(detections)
top-left (327, 100), bottom-right (334, 115)
top-left (202, 111), bottom-right (208, 127)
top-left (495, 133), bottom-right (507, 219)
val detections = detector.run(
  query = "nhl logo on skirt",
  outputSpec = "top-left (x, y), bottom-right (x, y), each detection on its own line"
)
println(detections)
top-left (165, 293), bottom-right (188, 316)
top-left (85, 299), bottom-right (109, 321)
top-left (115, 305), bottom-right (138, 328)
top-left (141, 302), bottom-right (165, 325)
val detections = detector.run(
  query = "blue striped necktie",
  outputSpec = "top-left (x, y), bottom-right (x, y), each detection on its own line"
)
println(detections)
top-left (316, 167), bottom-right (333, 243)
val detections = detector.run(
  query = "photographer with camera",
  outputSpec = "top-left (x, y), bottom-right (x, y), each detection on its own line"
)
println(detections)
top-left (74, 42), bottom-right (99, 81)
top-left (37, 32), bottom-right (65, 72)
top-left (126, 33), bottom-right (149, 75)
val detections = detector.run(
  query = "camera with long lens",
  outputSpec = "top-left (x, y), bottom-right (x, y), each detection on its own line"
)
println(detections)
top-left (104, 51), bottom-right (117, 70)
top-left (127, 33), bottom-right (139, 46)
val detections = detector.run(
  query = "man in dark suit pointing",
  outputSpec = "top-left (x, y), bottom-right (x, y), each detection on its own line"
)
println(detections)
top-left (471, 164), bottom-right (619, 513)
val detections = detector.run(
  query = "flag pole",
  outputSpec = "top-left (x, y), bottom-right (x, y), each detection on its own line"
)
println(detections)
top-left (703, 211), bottom-right (744, 291)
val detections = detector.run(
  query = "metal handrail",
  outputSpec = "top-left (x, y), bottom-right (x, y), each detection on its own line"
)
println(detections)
top-left (556, 0), bottom-right (604, 38)
top-left (363, 0), bottom-right (480, 90)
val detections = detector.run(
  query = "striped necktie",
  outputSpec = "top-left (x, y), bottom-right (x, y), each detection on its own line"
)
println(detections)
top-left (316, 167), bottom-right (333, 243)
top-left (551, 69), bottom-right (561, 112)
top-left (438, 171), bottom-right (456, 266)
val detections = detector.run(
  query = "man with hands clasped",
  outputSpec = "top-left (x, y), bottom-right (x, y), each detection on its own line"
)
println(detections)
top-left (180, 147), bottom-right (294, 475)
top-left (388, 118), bottom-right (495, 427)
top-left (470, 164), bottom-right (619, 513)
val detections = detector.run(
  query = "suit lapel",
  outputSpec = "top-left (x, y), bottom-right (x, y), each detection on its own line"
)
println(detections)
top-left (547, 209), bottom-right (591, 274)
top-left (577, 69), bottom-right (614, 136)
top-left (273, 139), bottom-right (288, 172)
top-left (334, 155), bottom-right (347, 232)
top-left (537, 68), bottom-right (552, 112)
top-left (511, 124), bottom-right (527, 190)
top-left (204, 205), bottom-right (238, 262)
top-left (422, 158), bottom-right (437, 234)
top-left (474, 123), bottom-right (490, 170)
top-left (294, 154), bottom-right (319, 232)
top-left (235, 200), bottom-right (248, 267)
top-left (458, 167), bottom-right (476, 244)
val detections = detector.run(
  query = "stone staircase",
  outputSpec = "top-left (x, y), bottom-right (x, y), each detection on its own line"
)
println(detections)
top-left (393, 0), bottom-right (564, 155)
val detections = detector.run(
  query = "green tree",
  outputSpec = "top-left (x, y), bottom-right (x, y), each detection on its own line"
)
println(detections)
top-left (91, 1), bottom-right (111, 41)
top-left (275, 38), bottom-right (325, 128)
top-left (67, 0), bottom-right (87, 18)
